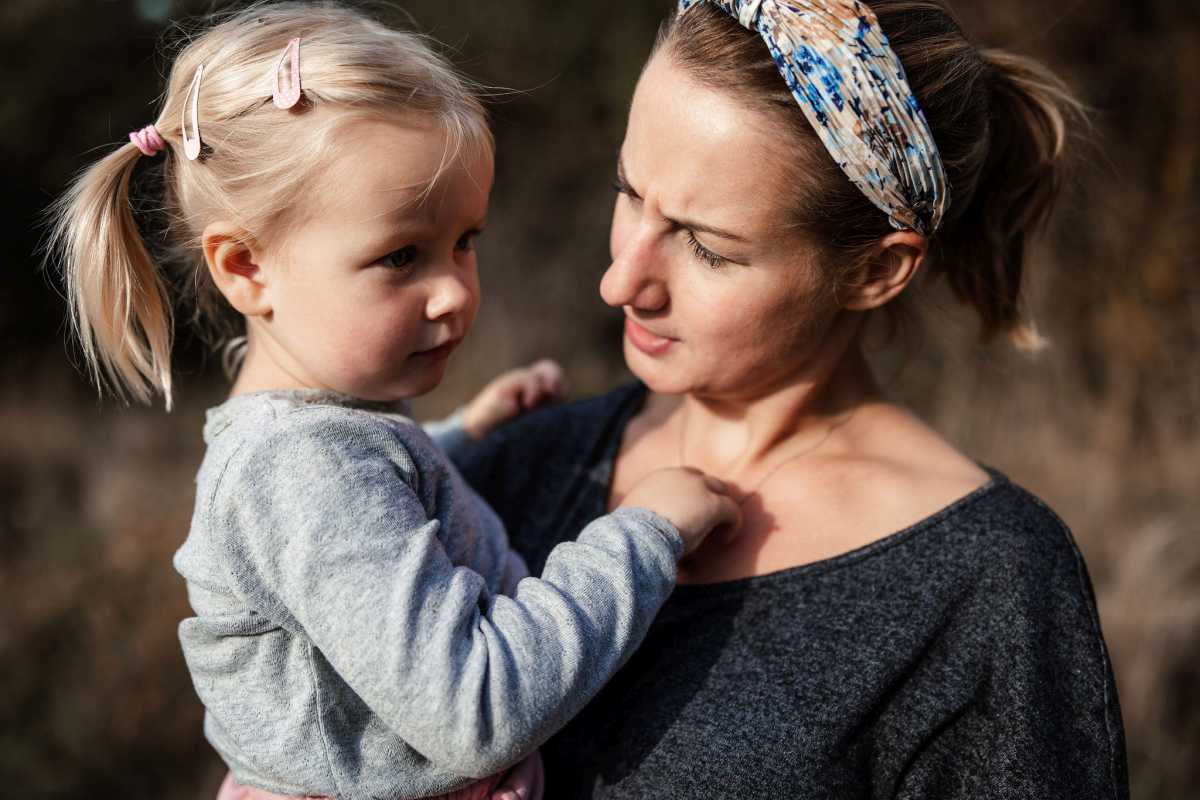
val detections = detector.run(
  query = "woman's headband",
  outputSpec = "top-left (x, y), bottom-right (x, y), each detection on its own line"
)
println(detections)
top-left (677, 0), bottom-right (948, 236)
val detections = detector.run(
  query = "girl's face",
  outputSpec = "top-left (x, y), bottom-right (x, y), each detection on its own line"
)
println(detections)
top-left (257, 116), bottom-right (492, 401)
top-left (601, 53), bottom-right (840, 400)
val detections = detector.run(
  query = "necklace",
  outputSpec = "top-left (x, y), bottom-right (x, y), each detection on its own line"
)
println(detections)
top-left (678, 401), bottom-right (857, 503)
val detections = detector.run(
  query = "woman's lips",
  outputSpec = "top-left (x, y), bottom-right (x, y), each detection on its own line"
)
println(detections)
top-left (624, 317), bottom-right (676, 356)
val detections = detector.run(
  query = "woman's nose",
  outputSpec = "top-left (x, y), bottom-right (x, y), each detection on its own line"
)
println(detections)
top-left (600, 226), bottom-right (669, 312)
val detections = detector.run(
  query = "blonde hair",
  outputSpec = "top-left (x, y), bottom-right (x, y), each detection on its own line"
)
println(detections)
top-left (45, 1), bottom-right (493, 409)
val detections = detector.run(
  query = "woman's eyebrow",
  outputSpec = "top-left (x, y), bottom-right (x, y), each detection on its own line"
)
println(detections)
top-left (616, 155), bottom-right (748, 244)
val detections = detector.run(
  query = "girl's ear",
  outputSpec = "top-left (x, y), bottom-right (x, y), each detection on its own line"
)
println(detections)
top-left (202, 222), bottom-right (270, 317)
top-left (840, 230), bottom-right (927, 311)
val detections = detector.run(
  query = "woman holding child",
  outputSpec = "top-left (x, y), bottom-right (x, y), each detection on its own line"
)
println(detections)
top-left (59, 0), bottom-right (1125, 796)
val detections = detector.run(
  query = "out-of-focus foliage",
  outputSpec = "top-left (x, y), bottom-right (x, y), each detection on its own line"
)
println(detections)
top-left (1, 1), bottom-right (1196, 798)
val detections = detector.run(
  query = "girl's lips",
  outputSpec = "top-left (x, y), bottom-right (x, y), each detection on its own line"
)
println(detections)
top-left (413, 339), bottom-right (460, 361)
top-left (624, 317), bottom-right (676, 356)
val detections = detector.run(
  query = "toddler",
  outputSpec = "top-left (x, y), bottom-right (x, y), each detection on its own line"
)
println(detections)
top-left (46, 3), bottom-right (739, 799)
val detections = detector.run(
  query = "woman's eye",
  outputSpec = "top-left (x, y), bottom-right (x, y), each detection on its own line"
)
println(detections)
top-left (381, 245), bottom-right (418, 270)
top-left (686, 231), bottom-right (728, 270)
top-left (612, 176), bottom-right (638, 200)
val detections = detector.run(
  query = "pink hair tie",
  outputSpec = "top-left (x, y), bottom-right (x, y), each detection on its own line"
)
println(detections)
top-left (128, 124), bottom-right (166, 157)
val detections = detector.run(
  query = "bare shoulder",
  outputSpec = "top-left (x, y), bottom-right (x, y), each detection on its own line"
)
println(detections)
top-left (678, 402), bottom-right (995, 583)
top-left (806, 401), bottom-right (991, 528)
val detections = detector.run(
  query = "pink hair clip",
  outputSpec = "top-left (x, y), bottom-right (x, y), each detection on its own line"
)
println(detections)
top-left (128, 124), bottom-right (166, 157)
top-left (182, 63), bottom-right (204, 161)
top-left (272, 38), bottom-right (303, 109)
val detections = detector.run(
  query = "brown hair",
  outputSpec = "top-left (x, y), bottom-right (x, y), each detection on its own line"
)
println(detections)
top-left (656, 1), bottom-right (1089, 350)
top-left (44, 1), bottom-right (492, 409)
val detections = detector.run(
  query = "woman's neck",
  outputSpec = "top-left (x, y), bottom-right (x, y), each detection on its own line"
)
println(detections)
top-left (672, 343), bottom-right (883, 477)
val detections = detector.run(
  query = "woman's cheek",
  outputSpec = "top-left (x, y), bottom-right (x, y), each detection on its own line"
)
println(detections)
top-left (609, 200), bottom-right (635, 262)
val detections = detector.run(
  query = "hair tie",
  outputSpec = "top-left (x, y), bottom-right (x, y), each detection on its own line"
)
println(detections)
top-left (128, 124), bottom-right (166, 157)
top-left (679, 0), bottom-right (949, 236)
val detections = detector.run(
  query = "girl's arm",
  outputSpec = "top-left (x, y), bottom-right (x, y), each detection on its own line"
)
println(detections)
top-left (424, 360), bottom-right (564, 459)
top-left (204, 406), bottom-right (682, 780)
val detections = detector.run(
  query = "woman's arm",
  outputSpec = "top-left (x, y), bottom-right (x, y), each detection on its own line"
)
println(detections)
top-left (891, 506), bottom-right (1128, 799)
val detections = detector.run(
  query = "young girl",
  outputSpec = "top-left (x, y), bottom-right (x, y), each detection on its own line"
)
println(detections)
top-left (46, 3), bottom-right (741, 799)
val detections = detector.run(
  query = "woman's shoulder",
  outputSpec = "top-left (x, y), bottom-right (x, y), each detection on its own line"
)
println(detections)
top-left (942, 471), bottom-right (1092, 586)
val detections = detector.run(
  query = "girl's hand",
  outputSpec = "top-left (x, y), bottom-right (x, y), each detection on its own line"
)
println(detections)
top-left (620, 467), bottom-right (743, 556)
top-left (463, 360), bottom-right (566, 439)
top-left (488, 750), bottom-right (544, 800)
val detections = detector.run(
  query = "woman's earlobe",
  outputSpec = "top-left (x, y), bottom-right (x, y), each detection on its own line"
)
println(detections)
top-left (203, 223), bottom-right (270, 317)
top-left (841, 231), bottom-right (927, 311)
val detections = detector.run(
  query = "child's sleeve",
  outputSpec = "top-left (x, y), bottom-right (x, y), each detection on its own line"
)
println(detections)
top-left (421, 407), bottom-right (475, 460)
top-left (207, 408), bottom-right (682, 780)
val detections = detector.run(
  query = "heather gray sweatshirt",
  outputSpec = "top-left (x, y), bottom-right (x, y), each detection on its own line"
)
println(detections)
top-left (173, 390), bottom-right (683, 799)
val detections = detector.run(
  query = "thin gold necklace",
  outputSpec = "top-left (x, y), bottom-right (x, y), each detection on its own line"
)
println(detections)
top-left (678, 401), bottom-right (857, 503)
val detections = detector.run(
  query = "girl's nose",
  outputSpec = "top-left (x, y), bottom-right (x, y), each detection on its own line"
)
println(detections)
top-left (600, 226), bottom-right (669, 312)
top-left (425, 264), bottom-right (476, 321)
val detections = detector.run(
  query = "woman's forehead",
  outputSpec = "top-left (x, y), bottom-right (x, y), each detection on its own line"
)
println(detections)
top-left (623, 53), bottom-right (795, 235)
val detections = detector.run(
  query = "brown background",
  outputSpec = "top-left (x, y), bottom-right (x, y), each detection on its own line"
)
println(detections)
top-left (1, 0), bottom-right (1197, 797)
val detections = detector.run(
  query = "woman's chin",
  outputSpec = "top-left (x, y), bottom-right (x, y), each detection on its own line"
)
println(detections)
top-left (623, 341), bottom-right (693, 395)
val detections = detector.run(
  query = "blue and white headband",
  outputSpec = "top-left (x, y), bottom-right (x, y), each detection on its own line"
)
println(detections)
top-left (678, 0), bottom-right (949, 236)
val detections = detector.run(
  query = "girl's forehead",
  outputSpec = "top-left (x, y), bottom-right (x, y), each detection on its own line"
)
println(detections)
top-left (313, 116), bottom-right (492, 225)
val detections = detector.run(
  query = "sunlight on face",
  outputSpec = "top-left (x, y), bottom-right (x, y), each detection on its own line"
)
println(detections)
top-left (601, 52), bottom-right (837, 400)
top-left (257, 115), bottom-right (494, 401)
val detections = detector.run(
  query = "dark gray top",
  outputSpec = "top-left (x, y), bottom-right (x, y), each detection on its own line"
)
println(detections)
top-left (449, 382), bottom-right (1129, 799)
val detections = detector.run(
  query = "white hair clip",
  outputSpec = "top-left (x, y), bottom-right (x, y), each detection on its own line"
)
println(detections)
top-left (182, 64), bottom-right (204, 161)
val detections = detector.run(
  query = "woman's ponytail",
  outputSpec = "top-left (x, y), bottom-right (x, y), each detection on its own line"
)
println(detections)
top-left (935, 48), bottom-right (1089, 351)
top-left (46, 137), bottom-right (175, 409)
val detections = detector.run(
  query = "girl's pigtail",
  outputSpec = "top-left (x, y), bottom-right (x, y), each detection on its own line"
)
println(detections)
top-left (936, 48), bottom-right (1089, 352)
top-left (46, 137), bottom-right (175, 409)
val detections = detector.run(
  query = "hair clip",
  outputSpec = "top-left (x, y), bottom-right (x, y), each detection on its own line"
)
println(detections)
top-left (272, 38), bottom-right (303, 109)
top-left (182, 64), bottom-right (204, 161)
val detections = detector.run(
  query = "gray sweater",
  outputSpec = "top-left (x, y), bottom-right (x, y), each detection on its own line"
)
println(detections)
top-left (173, 390), bottom-right (683, 799)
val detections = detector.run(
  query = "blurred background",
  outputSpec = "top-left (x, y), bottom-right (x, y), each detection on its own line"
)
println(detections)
top-left (1, 0), bottom-right (1196, 797)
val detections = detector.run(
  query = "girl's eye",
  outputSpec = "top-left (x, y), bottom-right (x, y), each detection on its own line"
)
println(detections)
top-left (381, 245), bottom-right (418, 270)
top-left (455, 229), bottom-right (482, 252)
top-left (686, 231), bottom-right (728, 270)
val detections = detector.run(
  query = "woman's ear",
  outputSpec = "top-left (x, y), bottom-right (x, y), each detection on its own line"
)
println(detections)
top-left (202, 222), bottom-right (270, 317)
top-left (840, 230), bottom-right (927, 311)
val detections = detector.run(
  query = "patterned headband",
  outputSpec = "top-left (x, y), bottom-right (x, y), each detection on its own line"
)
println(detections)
top-left (677, 0), bottom-right (948, 235)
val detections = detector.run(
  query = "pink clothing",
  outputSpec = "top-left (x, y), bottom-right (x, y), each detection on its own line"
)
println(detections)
top-left (216, 769), bottom-right (504, 800)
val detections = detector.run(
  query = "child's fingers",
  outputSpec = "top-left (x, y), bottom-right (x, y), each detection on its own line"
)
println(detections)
top-left (715, 493), bottom-right (743, 533)
top-left (528, 359), bottom-right (566, 398)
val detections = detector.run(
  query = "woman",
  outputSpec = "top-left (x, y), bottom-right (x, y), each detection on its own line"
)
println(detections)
top-left (453, 0), bottom-right (1128, 797)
